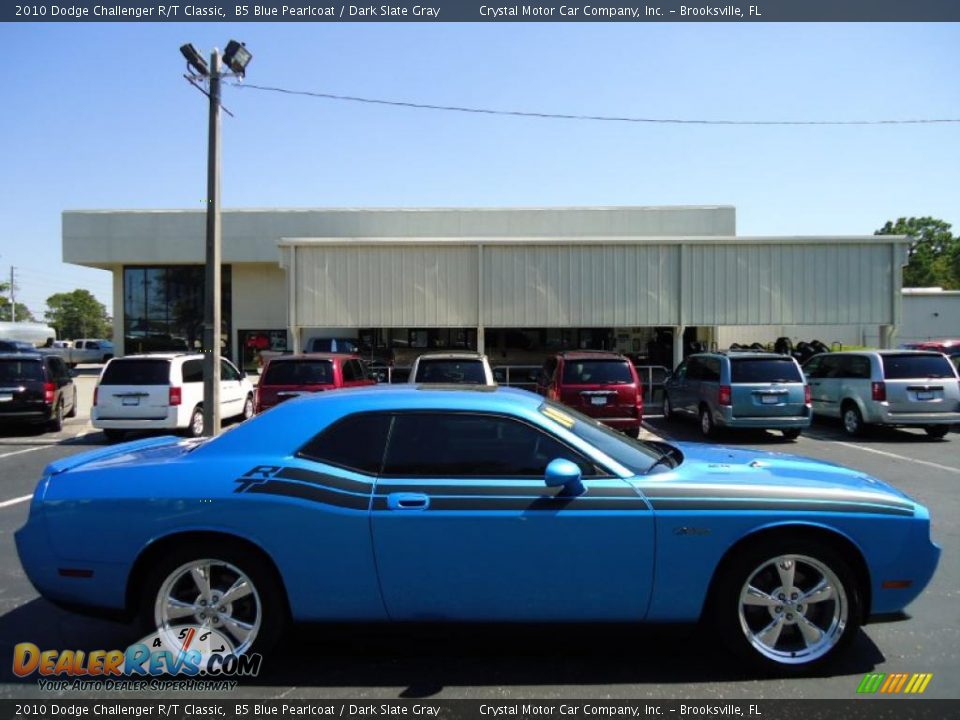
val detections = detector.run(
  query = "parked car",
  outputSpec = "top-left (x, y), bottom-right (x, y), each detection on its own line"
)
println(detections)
top-left (41, 338), bottom-right (114, 366)
top-left (914, 338), bottom-right (960, 354)
top-left (663, 352), bottom-right (811, 439)
top-left (91, 353), bottom-right (255, 441)
top-left (408, 352), bottom-right (495, 385)
top-left (0, 352), bottom-right (77, 432)
top-left (802, 350), bottom-right (960, 438)
top-left (535, 351), bottom-right (643, 437)
top-left (256, 353), bottom-right (376, 413)
top-left (16, 386), bottom-right (940, 674)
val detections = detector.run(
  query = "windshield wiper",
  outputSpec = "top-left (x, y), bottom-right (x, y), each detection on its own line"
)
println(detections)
top-left (646, 446), bottom-right (679, 474)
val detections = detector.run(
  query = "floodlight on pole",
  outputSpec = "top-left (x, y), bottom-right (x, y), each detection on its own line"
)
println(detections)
top-left (180, 41), bottom-right (251, 436)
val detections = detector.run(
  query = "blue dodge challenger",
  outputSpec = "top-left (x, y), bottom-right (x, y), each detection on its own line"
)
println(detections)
top-left (16, 385), bottom-right (939, 673)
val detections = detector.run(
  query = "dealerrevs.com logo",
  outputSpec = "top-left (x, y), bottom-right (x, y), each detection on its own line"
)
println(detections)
top-left (13, 625), bottom-right (262, 691)
top-left (857, 672), bottom-right (934, 695)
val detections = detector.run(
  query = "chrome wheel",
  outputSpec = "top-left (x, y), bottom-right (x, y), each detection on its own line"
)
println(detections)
top-left (842, 406), bottom-right (862, 436)
top-left (700, 407), bottom-right (714, 437)
top-left (154, 559), bottom-right (262, 656)
top-left (738, 554), bottom-right (847, 665)
top-left (242, 395), bottom-right (254, 421)
top-left (189, 407), bottom-right (204, 437)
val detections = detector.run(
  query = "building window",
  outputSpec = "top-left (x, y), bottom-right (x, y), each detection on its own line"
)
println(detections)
top-left (123, 266), bottom-right (232, 357)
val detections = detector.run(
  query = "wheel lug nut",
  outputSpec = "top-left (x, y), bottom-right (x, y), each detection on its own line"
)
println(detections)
top-left (786, 613), bottom-right (794, 620)
top-left (791, 593), bottom-right (798, 600)
top-left (778, 594), bottom-right (785, 601)
top-left (219, 606), bottom-right (226, 612)
top-left (775, 605), bottom-right (783, 613)
top-left (199, 613), bottom-right (206, 619)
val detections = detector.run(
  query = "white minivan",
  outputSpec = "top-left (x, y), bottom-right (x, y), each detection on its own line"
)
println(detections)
top-left (92, 353), bottom-right (255, 441)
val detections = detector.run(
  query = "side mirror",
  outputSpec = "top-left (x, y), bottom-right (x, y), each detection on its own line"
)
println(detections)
top-left (545, 458), bottom-right (584, 494)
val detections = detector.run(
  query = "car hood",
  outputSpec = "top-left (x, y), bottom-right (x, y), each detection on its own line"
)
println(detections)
top-left (634, 441), bottom-right (916, 512)
top-left (43, 435), bottom-right (208, 476)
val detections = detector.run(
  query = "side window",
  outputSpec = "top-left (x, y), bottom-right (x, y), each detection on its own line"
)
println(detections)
top-left (220, 359), bottom-right (241, 382)
top-left (181, 359), bottom-right (204, 384)
top-left (382, 413), bottom-right (597, 478)
top-left (49, 358), bottom-right (65, 379)
top-left (342, 360), bottom-right (359, 382)
top-left (702, 358), bottom-right (721, 382)
top-left (88, 342), bottom-right (100, 350)
top-left (847, 356), bottom-right (871, 379)
top-left (297, 413), bottom-right (392, 475)
top-left (803, 356), bottom-right (823, 379)
top-left (686, 358), bottom-right (703, 381)
top-left (673, 361), bottom-right (687, 380)
top-left (821, 356), bottom-right (842, 379)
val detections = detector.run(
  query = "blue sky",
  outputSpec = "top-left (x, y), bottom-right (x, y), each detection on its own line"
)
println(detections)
top-left (0, 22), bottom-right (958, 318)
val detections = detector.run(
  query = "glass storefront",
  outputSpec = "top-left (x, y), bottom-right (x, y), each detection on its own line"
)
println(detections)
top-left (123, 266), bottom-right (232, 357)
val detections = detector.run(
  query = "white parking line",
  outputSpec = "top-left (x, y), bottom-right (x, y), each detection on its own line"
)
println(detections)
top-left (827, 440), bottom-right (960, 475)
top-left (0, 494), bottom-right (32, 509)
top-left (0, 446), bottom-right (45, 460)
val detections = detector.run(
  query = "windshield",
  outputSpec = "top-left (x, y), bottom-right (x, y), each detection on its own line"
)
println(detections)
top-left (264, 360), bottom-right (334, 385)
top-left (415, 360), bottom-right (487, 384)
top-left (539, 400), bottom-right (663, 475)
top-left (881, 353), bottom-right (956, 380)
top-left (730, 358), bottom-right (803, 383)
top-left (562, 359), bottom-right (634, 385)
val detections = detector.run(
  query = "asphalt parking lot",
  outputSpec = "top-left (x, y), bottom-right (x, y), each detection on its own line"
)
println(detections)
top-left (0, 373), bottom-right (956, 700)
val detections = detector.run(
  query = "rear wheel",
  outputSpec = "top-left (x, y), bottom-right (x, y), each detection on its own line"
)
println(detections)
top-left (186, 406), bottom-right (204, 438)
top-left (699, 405), bottom-right (715, 438)
top-left (139, 541), bottom-right (285, 657)
top-left (663, 394), bottom-right (675, 420)
top-left (65, 388), bottom-right (78, 418)
top-left (48, 401), bottom-right (64, 433)
top-left (841, 403), bottom-right (864, 437)
top-left (241, 394), bottom-right (255, 421)
top-left (781, 428), bottom-right (802, 440)
top-left (713, 536), bottom-right (861, 674)
top-left (624, 427), bottom-right (641, 439)
top-left (924, 425), bottom-right (949, 439)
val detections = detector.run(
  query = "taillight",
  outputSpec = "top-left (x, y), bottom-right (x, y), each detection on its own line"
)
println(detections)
top-left (93, 387), bottom-right (98, 406)
top-left (43, 382), bottom-right (55, 405)
top-left (872, 381), bottom-right (886, 402)
top-left (719, 385), bottom-right (732, 406)
top-left (547, 385), bottom-right (558, 401)
top-left (169, 386), bottom-right (182, 406)
top-left (804, 385), bottom-right (811, 404)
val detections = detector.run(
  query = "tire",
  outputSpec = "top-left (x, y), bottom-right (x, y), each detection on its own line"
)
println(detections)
top-left (663, 394), bottom-right (675, 420)
top-left (712, 535), bottom-right (861, 675)
top-left (48, 401), bottom-right (64, 433)
top-left (241, 394), bottom-right (255, 421)
top-left (924, 425), bottom-right (949, 439)
top-left (138, 540), bottom-right (286, 658)
top-left (65, 388), bottom-right (78, 418)
top-left (841, 402), bottom-right (864, 437)
top-left (699, 405), bottom-right (715, 438)
top-left (624, 427), bottom-right (641, 439)
top-left (186, 406), bottom-right (204, 438)
top-left (781, 428), bottom-right (802, 440)
top-left (103, 429), bottom-right (126, 442)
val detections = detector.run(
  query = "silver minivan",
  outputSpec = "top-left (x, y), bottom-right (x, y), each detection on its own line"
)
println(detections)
top-left (802, 350), bottom-right (960, 438)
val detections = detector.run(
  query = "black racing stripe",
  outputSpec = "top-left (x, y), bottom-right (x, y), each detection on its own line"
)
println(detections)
top-left (276, 466), bottom-right (372, 494)
top-left (648, 498), bottom-right (913, 516)
top-left (245, 479), bottom-right (371, 510)
top-left (638, 485), bottom-right (915, 510)
top-left (377, 482), bottom-right (640, 498)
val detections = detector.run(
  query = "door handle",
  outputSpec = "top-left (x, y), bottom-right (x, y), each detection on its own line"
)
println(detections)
top-left (387, 493), bottom-right (430, 511)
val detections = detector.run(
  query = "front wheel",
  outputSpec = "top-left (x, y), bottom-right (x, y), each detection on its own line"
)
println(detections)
top-left (781, 428), bottom-right (802, 440)
top-left (713, 537), bottom-right (861, 674)
top-left (924, 425), bottom-right (949, 439)
top-left (139, 542), bottom-right (285, 657)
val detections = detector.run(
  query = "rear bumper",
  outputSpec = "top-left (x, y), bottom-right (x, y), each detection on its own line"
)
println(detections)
top-left (0, 407), bottom-right (54, 425)
top-left (868, 408), bottom-right (960, 426)
top-left (92, 407), bottom-right (183, 430)
top-left (596, 416), bottom-right (643, 430)
top-left (717, 408), bottom-right (812, 430)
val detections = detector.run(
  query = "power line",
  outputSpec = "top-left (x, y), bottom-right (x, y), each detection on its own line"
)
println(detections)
top-left (230, 82), bottom-right (960, 126)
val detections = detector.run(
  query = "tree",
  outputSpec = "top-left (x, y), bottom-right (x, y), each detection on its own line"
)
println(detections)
top-left (0, 281), bottom-right (37, 322)
top-left (876, 217), bottom-right (960, 289)
top-left (44, 289), bottom-right (111, 340)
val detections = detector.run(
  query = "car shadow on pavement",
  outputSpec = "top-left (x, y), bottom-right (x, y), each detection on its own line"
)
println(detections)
top-left (644, 420), bottom-right (801, 447)
top-left (805, 417), bottom-right (956, 444)
top-left (0, 600), bottom-right (887, 694)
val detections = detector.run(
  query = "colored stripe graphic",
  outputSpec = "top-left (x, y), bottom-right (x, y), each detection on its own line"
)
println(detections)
top-left (857, 672), bottom-right (932, 694)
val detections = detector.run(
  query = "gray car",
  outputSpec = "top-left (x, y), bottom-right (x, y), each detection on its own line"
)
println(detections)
top-left (663, 352), bottom-right (811, 439)
top-left (802, 350), bottom-right (960, 438)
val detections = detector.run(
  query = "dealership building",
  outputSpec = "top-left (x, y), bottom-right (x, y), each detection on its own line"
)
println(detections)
top-left (62, 205), bottom-right (912, 372)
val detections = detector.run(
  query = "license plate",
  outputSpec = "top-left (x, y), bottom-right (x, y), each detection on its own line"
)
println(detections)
top-left (0, 393), bottom-right (11, 402)
top-left (590, 396), bottom-right (607, 406)
top-left (917, 391), bottom-right (934, 401)
top-left (122, 397), bottom-right (140, 406)
top-left (761, 395), bottom-right (780, 405)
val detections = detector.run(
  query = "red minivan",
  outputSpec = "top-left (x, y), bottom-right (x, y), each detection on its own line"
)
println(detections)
top-left (255, 353), bottom-right (376, 413)
top-left (535, 351), bottom-right (644, 437)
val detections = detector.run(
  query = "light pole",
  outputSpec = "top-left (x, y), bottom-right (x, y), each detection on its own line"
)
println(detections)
top-left (180, 41), bottom-right (252, 437)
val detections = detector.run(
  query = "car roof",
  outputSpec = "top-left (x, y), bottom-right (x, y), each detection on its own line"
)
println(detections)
top-left (557, 351), bottom-right (627, 360)
top-left (700, 351), bottom-right (788, 359)
top-left (111, 353), bottom-right (200, 361)
top-left (826, 349), bottom-right (946, 356)
top-left (415, 352), bottom-right (487, 361)
top-left (0, 352), bottom-right (43, 360)
top-left (266, 353), bottom-right (352, 362)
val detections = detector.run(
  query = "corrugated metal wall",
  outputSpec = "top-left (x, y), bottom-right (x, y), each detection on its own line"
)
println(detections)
top-left (682, 243), bottom-right (895, 325)
top-left (482, 245), bottom-right (679, 326)
top-left (294, 246), bottom-right (478, 327)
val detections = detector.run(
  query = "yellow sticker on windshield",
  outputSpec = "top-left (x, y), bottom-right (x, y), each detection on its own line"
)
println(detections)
top-left (540, 405), bottom-right (575, 429)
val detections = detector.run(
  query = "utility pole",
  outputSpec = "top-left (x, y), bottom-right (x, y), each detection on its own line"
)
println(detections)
top-left (9, 267), bottom-right (15, 322)
top-left (203, 48), bottom-right (223, 438)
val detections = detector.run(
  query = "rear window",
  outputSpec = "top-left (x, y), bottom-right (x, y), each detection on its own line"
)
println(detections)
top-left (100, 359), bottom-right (171, 385)
top-left (730, 358), bottom-right (803, 383)
top-left (562, 360), bottom-right (633, 385)
top-left (0, 359), bottom-right (44, 382)
top-left (415, 360), bottom-right (487, 384)
top-left (263, 360), bottom-right (334, 385)
top-left (881, 354), bottom-right (956, 380)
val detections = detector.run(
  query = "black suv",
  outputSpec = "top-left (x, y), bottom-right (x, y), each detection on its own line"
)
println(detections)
top-left (0, 353), bottom-right (78, 432)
